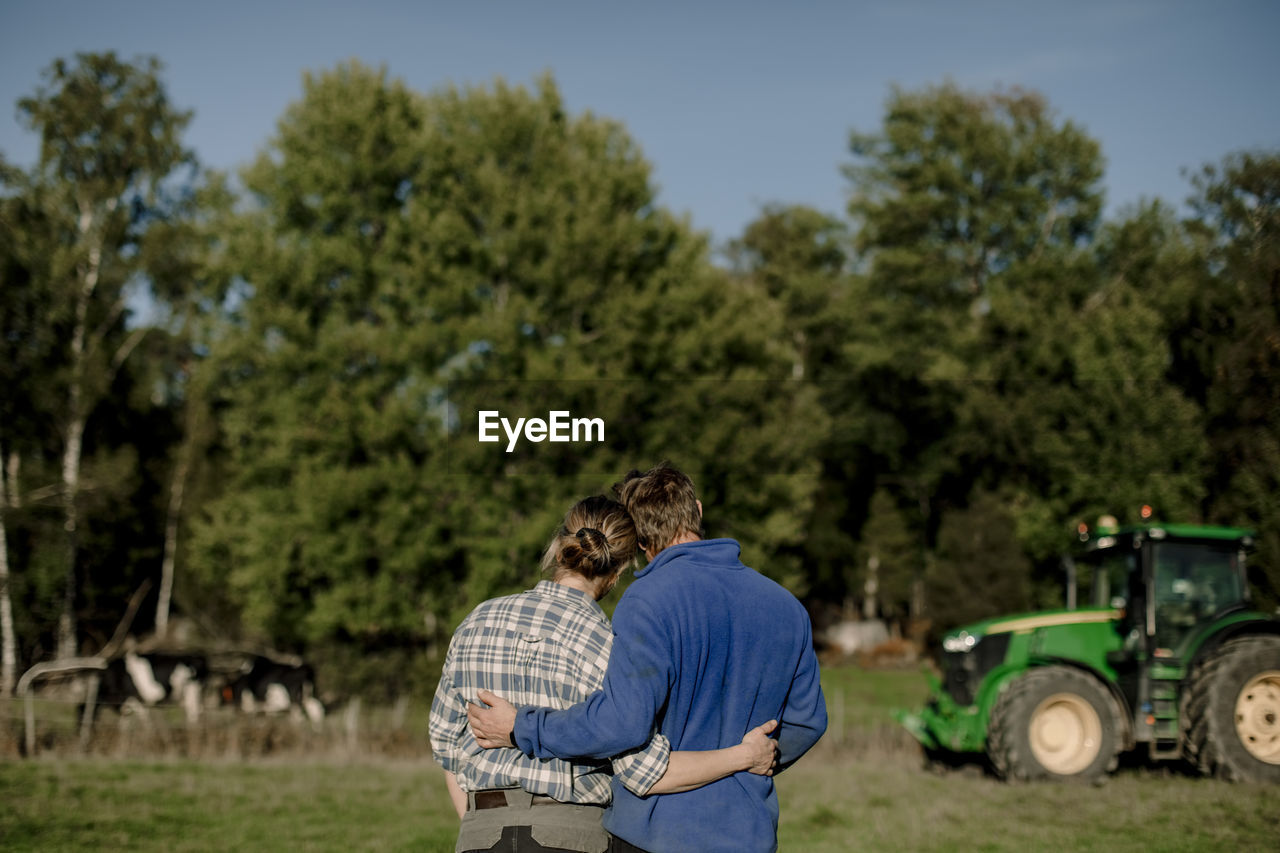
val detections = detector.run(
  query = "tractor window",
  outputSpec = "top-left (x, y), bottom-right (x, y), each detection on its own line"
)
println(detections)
top-left (1152, 542), bottom-right (1244, 652)
top-left (1088, 550), bottom-right (1133, 610)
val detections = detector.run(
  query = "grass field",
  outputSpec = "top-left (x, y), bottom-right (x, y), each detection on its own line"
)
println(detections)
top-left (2, 666), bottom-right (1276, 852)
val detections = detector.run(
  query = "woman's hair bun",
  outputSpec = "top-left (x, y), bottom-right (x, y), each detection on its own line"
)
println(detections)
top-left (574, 527), bottom-right (611, 576)
top-left (541, 494), bottom-right (637, 582)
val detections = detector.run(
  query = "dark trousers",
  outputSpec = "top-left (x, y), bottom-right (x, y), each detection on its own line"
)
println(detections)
top-left (461, 825), bottom-right (652, 853)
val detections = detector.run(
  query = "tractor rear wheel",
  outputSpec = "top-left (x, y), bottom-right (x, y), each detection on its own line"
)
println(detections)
top-left (988, 665), bottom-right (1121, 782)
top-left (1183, 635), bottom-right (1280, 782)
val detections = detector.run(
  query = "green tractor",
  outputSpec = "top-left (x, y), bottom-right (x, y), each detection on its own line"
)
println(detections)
top-left (898, 521), bottom-right (1280, 782)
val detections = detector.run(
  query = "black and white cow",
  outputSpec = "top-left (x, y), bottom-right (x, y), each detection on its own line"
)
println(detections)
top-left (83, 652), bottom-right (208, 723)
top-left (222, 656), bottom-right (325, 725)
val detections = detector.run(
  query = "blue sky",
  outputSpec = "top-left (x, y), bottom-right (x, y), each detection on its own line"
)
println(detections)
top-left (2, 0), bottom-right (1278, 249)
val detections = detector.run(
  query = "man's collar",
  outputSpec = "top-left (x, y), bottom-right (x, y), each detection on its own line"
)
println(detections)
top-left (635, 538), bottom-right (742, 577)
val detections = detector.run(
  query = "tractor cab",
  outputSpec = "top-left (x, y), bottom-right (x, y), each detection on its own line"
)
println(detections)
top-left (1080, 523), bottom-right (1254, 661)
top-left (1078, 522), bottom-right (1255, 758)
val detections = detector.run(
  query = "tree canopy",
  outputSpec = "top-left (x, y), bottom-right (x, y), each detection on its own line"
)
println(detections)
top-left (3, 58), bottom-right (1277, 693)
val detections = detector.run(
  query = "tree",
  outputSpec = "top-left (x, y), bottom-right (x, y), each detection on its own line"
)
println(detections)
top-left (187, 62), bottom-right (433, 671)
top-left (842, 83), bottom-right (1107, 605)
top-left (0, 165), bottom-right (43, 690)
top-left (1185, 151), bottom-right (1280, 607)
top-left (855, 488), bottom-right (923, 626)
top-left (844, 82), bottom-right (1103, 379)
top-left (12, 53), bottom-right (196, 657)
top-left (190, 66), bottom-right (825, 693)
top-left (840, 82), bottom-right (1217, 617)
top-left (2, 154), bottom-right (69, 676)
top-left (725, 204), bottom-right (871, 601)
top-left (927, 491), bottom-right (1032, 631)
top-left (960, 230), bottom-right (1208, 563)
top-left (125, 174), bottom-right (235, 638)
top-left (727, 204), bottom-right (851, 381)
top-left (0, 466), bottom-right (13, 694)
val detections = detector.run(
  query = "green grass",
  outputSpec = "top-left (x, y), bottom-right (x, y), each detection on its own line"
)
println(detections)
top-left (2, 667), bottom-right (1276, 852)
top-left (778, 749), bottom-right (1277, 852)
top-left (3, 750), bottom-right (1276, 852)
top-left (819, 665), bottom-right (933, 739)
top-left (0, 759), bottom-right (459, 852)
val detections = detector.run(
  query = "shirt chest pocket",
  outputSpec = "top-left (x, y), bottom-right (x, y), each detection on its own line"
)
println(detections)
top-left (514, 634), bottom-right (582, 706)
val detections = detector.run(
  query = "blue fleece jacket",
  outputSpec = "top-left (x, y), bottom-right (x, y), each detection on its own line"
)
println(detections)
top-left (513, 538), bottom-right (827, 853)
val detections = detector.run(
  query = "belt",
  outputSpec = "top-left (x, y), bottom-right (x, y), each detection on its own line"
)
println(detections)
top-left (470, 789), bottom-right (563, 811)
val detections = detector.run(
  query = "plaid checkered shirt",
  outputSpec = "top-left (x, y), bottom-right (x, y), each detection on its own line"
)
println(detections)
top-left (430, 580), bottom-right (670, 803)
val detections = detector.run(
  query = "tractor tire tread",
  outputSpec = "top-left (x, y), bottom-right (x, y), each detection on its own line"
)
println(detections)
top-left (988, 664), bottom-right (1121, 783)
top-left (1181, 634), bottom-right (1280, 783)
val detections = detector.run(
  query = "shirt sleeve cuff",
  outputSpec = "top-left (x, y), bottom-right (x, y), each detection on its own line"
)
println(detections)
top-left (612, 732), bottom-right (670, 797)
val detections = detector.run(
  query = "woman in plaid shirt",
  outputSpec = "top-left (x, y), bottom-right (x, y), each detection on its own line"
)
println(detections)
top-left (431, 495), bottom-right (777, 853)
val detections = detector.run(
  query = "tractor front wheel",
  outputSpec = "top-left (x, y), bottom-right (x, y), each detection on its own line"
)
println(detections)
top-left (1183, 635), bottom-right (1280, 782)
top-left (988, 666), bottom-right (1121, 782)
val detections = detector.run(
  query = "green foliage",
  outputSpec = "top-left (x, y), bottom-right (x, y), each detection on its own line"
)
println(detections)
top-left (854, 489), bottom-right (921, 621)
top-left (3, 52), bottom-right (204, 655)
top-left (1186, 152), bottom-right (1280, 608)
top-left (845, 82), bottom-right (1102, 363)
top-left (0, 172), bottom-right (61, 452)
top-left (727, 204), bottom-right (852, 381)
top-left (842, 84), bottom-right (1109, 552)
top-left (6, 53), bottom-right (1277, 681)
top-left (187, 63), bottom-right (444, 654)
top-left (19, 53), bottom-right (192, 201)
top-left (927, 491), bottom-right (1032, 628)
top-left (189, 65), bottom-right (824, 675)
top-left (725, 205), bottom-right (860, 598)
top-left (838, 81), bottom-right (1225, 628)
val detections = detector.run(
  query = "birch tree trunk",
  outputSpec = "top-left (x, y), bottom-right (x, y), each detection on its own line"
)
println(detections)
top-left (154, 444), bottom-right (190, 638)
top-left (56, 415), bottom-right (83, 660)
top-left (55, 203), bottom-right (103, 660)
top-left (0, 449), bottom-right (17, 695)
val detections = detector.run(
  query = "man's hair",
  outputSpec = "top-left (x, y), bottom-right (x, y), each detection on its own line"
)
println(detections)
top-left (614, 462), bottom-right (701, 553)
top-left (541, 495), bottom-right (637, 581)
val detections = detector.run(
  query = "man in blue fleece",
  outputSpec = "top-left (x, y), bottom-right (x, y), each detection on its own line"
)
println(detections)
top-left (469, 463), bottom-right (827, 853)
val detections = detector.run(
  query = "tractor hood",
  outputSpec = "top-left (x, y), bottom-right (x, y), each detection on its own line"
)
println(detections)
top-left (942, 607), bottom-right (1120, 652)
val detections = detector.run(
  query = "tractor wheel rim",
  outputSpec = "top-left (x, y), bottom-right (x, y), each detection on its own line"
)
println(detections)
top-left (1235, 670), bottom-right (1280, 764)
top-left (1029, 692), bottom-right (1102, 775)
